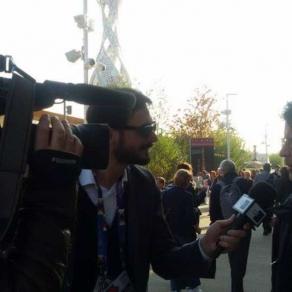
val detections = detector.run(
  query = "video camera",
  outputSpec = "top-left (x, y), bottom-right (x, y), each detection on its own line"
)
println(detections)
top-left (0, 55), bottom-right (135, 242)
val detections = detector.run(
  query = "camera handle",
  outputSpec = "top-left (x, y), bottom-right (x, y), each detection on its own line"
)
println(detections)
top-left (0, 73), bottom-right (35, 243)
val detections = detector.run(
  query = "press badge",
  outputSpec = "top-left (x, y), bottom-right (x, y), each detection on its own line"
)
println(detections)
top-left (94, 271), bottom-right (134, 292)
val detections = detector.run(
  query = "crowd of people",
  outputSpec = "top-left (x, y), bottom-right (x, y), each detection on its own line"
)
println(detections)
top-left (0, 86), bottom-right (291, 292)
top-left (154, 103), bottom-right (292, 292)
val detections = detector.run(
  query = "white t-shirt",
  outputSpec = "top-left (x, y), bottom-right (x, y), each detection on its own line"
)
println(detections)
top-left (79, 169), bottom-right (127, 226)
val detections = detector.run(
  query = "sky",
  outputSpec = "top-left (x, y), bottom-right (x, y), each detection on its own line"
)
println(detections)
top-left (1, 0), bottom-right (292, 154)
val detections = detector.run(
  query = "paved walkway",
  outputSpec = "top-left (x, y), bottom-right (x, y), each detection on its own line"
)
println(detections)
top-left (148, 204), bottom-right (273, 292)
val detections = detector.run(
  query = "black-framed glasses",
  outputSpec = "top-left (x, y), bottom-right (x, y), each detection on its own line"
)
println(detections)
top-left (123, 122), bottom-right (156, 137)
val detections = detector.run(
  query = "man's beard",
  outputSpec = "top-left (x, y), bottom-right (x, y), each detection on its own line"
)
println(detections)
top-left (114, 139), bottom-right (152, 165)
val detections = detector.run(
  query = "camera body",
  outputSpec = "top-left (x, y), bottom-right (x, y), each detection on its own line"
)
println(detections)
top-left (0, 76), bottom-right (111, 170)
top-left (23, 123), bottom-right (110, 170)
top-left (0, 55), bottom-right (135, 241)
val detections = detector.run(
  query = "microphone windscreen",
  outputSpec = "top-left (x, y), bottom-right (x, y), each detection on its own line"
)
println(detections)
top-left (35, 81), bottom-right (136, 110)
top-left (248, 181), bottom-right (276, 210)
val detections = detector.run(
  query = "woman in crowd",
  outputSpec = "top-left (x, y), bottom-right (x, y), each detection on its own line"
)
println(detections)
top-left (162, 169), bottom-right (202, 292)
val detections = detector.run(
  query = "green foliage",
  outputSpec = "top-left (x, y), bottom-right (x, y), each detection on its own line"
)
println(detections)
top-left (147, 134), bottom-right (188, 181)
top-left (212, 126), bottom-right (252, 170)
top-left (269, 153), bottom-right (283, 168)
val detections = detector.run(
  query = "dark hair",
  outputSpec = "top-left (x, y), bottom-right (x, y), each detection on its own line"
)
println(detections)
top-left (176, 162), bottom-right (193, 172)
top-left (173, 169), bottom-right (192, 188)
top-left (156, 176), bottom-right (166, 185)
top-left (263, 163), bottom-right (271, 172)
top-left (86, 88), bottom-right (152, 128)
top-left (283, 101), bottom-right (292, 127)
top-left (218, 159), bottom-right (236, 175)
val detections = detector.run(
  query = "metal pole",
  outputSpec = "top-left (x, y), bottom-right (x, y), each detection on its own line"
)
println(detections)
top-left (83, 0), bottom-right (89, 119)
top-left (202, 146), bottom-right (205, 170)
top-left (226, 94), bottom-right (230, 160)
top-left (63, 100), bottom-right (66, 119)
top-left (224, 93), bottom-right (237, 160)
top-left (83, 0), bottom-right (88, 84)
top-left (264, 126), bottom-right (269, 163)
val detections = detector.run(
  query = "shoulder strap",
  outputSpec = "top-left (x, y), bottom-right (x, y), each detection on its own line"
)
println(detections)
top-left (0, 74), bottom-right (35, 243)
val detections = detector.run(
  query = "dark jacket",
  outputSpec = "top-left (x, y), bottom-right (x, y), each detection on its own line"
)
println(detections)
top-left (272, 195), bottom-right (292, 292)
top-left (274, 178), bottom-right (292, 205)
top-left (209, 172), bottom-right (251, 223)
top-left (68, 165), bottom-right (214, 292)
top-left (0, 150), bottom-right (80, 292)
top-left (186, 185), bottom-right (206, 208)
top-left (162, 185), bottom-right (197, 244)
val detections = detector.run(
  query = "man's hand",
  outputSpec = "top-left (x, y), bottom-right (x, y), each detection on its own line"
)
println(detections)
top-left (34, 114), bottom-right (83, 156)
top-left (200, 215), bottom-right (249, 258)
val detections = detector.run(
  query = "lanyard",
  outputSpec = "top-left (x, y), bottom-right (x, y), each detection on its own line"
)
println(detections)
top-left (96, 180), bottom-right (127, 276)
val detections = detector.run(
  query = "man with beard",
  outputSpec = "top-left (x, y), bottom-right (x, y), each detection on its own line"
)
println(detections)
top-left (66, 88), bottom-right (248, 292)
top-left (271, 101), bottom-right (292, 292)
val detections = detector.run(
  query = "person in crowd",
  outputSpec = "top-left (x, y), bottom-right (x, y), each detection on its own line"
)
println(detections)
top-left (202, 170), bottom-right (210, 180)
top-left (162, 169), bottom-right (202, 292)
top-left (272, 101), bottom-right (292, 292)
top-left (203, 172), bottom-right (212, 189)
top-left (243, 170), bottom-right (253, 190)
top-left (253, 163), bottom-right (273, 185)
top-left (175, 162), bottom-right (204, 196)
top-left (156, 176), bottom-right (166, 191)
top-left (176, 162), bottom-right (194, 174)
top-left (0, 115), bottom-right (83, 292)
top-left (238, 169), bottom-right (245, 178)
top-left (209, 170), bottom-right (217, 186)
top-left (250, 169), bottom-right (258, 180)
top-left (271, 164), bottom-right (281, 184)
top-left (194, 171), bottom-right (204, 190)
top-left (66, 88), bottom-right (248, 292)
top-left (174, 162), bottom-right (206, 233)
top-left (209, 159), bottom-right (252, 292)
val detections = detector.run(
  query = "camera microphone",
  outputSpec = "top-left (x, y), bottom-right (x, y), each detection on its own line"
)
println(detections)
top-left (35, 80), bottom-right (136, 108)
top-left (0, 77), bottom-right (136, 114)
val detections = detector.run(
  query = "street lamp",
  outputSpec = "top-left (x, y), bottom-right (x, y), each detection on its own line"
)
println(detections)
top-left (222, 93), bottom-right (237, 160)
top-left (64, 0), bottom-right (105, 117)
top-left (65, 1), bottom-right (94, 85)
top-left (262, 125), bottom-right (270, 163)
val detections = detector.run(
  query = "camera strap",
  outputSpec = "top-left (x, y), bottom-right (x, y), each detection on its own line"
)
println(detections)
top-left (0, 73), bottom-right (35, 243)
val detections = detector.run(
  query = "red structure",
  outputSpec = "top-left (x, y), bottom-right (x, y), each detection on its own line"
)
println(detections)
top-left (190, 138), bottom-right (214, 174)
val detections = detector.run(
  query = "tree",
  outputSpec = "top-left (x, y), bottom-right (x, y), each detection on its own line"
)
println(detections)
top-left (269, 153), bottom-right (283, 168)
top-left (169, 87), bottom-right (220, 138)
top-left (212, 126), bottom-right (252, 170)
top-left (144, 84), bottom-right (172, 135)
top-left (147, 134), bottom-right (188, 181)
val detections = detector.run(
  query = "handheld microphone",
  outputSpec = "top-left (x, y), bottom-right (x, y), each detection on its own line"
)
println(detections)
top-left (230, 181), bottom-right (276, 230)
top-left (214, 182), bottom-right (276, 256)
top-left (231, 194), bottom-right (266, 230)
top-left (231, 181), bottom-right (276, 229)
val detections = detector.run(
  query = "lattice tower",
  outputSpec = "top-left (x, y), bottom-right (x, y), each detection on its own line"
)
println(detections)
top-left (90, 0), bottom-right (131, 87)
